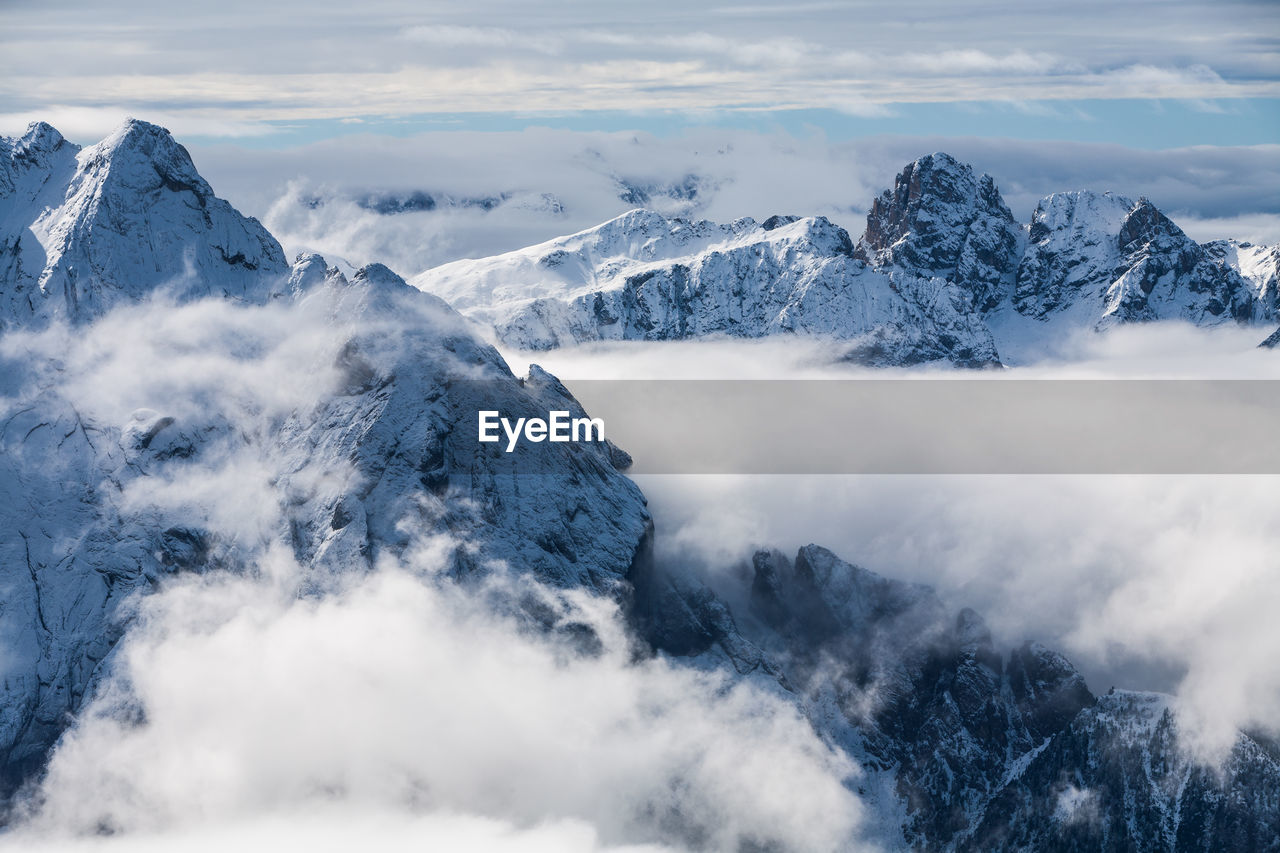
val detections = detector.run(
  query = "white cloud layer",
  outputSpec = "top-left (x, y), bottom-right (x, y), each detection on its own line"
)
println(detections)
top-left (6, 557), bottom-right (863, 851)
top-left (180, 129), bottom-right (1279, 279)
top-left (0, 295), bottom-right (867, 852)
top-left (1, 0), bottom-right (1277, 135)
top-left (502, 327), bottom-right (1280, 759)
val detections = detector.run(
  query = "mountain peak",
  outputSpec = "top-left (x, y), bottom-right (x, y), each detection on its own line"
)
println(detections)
top-left (17, 121), bottom-right (67, 156)
top-left (1012, 188), bottom-right (1258, 327)
top-left (84, 117), bottom-right (210, 195)
top-left (0, 119), bottom-right (288, 329)
top-left (1118, 195), bottom-right (1188, 250)
top-left (856, 152), bottom-right (1021, 311)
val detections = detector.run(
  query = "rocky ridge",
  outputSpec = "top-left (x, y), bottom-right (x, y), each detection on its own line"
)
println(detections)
top-left (413, 153), bottom-right (1277, 365)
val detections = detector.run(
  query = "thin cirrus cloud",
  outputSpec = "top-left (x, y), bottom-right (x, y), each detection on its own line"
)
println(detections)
top-left (1, 0), bottom-right (1277, 140)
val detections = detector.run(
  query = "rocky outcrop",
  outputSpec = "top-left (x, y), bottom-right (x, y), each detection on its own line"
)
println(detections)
top-left (414, 210), bottom-right (1002, 367)
top-left (854, 152), bottom-right (1023, 312)
top-left (642, 544), bottom-right (1280, 851)
top-left (1015, 192), bottom-right (1256, 327)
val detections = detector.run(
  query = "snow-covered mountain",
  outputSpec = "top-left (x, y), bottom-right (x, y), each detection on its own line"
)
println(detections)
top-left (413, 153), bottom-right (1278, 365)
top-left (413, 209), bottom-right (1000, 367)
top-left (0, 120), bottom-right (651, 803)
top-left (0, 120), bottom-right (288, 331)
top-left (1010, 192), bottom-right (1255, 326)
top-left (634, 544), bottom-right (1280, 850)
top-left (853, 151), bottom-right (1023, 314)
top-left (2, 120), bottom-right (1277, 851)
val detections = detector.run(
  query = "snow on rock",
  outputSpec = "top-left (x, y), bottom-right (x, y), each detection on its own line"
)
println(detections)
top-left (968, 690), bottom-right (1280, 851)
top-left (1204, 239), bottom-right (1279, 320)
top-left (413, 153), bottom-right (1276, 367)
top-left (413, 210), bottom-right (1002, 368)
top-left (0, 118), bottom-right (288, 331)
top-left (1013, 192), bottom-right (1257, 329)
top-left (0, 122), bottom-right (651, 803)
top-left (3, 120), bottom-right (1277, 849)
top-left (854, 152), bottom-right (1023, 313)
top-left (646, 544), bottom-right (1280, 851)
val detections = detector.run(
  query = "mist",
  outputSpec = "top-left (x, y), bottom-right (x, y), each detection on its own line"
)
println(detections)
top-left (0, 293), bottom-right (872, 853)
top-left (498, 326), bottom-right (1280, 759)
top-left (186, 130), bottom-right (1280, 279)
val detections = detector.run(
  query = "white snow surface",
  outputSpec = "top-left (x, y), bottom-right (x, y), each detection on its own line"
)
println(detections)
top-left (413, 156), bottom-right (1276, 368)
top-left (0, 120), bottom-right (652, 802)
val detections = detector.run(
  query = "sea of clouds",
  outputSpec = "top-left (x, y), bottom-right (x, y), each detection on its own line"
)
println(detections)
top-left (506, 326), bottom-right (1280, 761)
top-left (0, 294), bottom-right (870, 853)
top-left (185, 129), bottom-right (1280, 280)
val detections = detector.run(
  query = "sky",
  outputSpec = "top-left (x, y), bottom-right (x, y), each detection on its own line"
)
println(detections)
top-left (3, 0), bottom-right (1277, 274)
top-left (1, 4), bottom-right (1279, 848)
top-left (1, 0), bottom-right (1278, 147)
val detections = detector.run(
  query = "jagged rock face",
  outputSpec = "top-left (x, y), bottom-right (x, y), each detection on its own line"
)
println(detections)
top-left (1261, 327), bottom-right (1280, 349)
top-left (1204, 239), bottom-right (1279, 320)
top-left (413, 154), bottom-right (1276, 366)
top-left (0, 122), bottom-right (651, 803)
top-left (1015, 192), bottom-right (1257, 327)
top-left (737, 546), bottom-right (1095, 850)
top-left (640, 544), bottom-right (1280, 851)
top-left (0, 119), bottom-right (288, 331)
top-left (413, 210), bottom-right (1002, 368)
top-left (854, 152), bottom-right (1023, 312)
top-left (966, 692), bottom-right (1280, 852)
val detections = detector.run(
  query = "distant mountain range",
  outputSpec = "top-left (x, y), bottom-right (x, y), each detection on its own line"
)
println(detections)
top-left (413, 152), bottom-right (1279, 365)
top-left (1, 120), bottom-right (1277, 851)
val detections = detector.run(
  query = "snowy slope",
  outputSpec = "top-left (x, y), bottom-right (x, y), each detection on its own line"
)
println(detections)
top-left (414, 210), bottom-right (1001, 367)
top-left (0, 121), bottom-right (651, 801)
top-left (1204, 238), bottom-right (1279, 319)
top-left (412, 153), bottom-right (1275, 366)
top-left (0, 120), bottom-right (288, 332)
top-left (1013, 192), bottom-right (1255, 327)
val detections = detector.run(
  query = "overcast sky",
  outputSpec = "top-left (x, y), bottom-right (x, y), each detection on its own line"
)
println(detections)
top-left (2, 0), bottom-right (1277, 146)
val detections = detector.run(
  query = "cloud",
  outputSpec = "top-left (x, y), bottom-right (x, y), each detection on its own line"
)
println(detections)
top-left (180, 128), bottom-right (1279, 280)
top-left (5, 550), bottom-right (864, 851)
top-left (3, 808), bottom-right (672, 853)
top-left (0, 292), bottom-right (868, 852)
top-left (1166, 212), bottom-right (1280, 246)
top-left (401, 25), bottom-right (564, 55)
top-left (498, 326), bottom-right (1280, 760)
top-left (2, 1), bottom-right (1278, 133)
top-left (629, 471), bottom-right (1280, 760)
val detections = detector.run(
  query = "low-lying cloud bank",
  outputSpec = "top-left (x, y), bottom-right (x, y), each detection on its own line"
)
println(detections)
top-left (5, 554), bottom-right (863, 852)
top-left (0, 294), bottom-right (866, 852)
top-left (503, 326), bottom-right (1280, 758)
top-left (187, 130), bottom-right (1280, 278)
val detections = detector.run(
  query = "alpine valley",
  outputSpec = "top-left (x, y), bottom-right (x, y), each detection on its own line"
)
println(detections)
top-left (1, 120), bottom-right (1277, 852)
